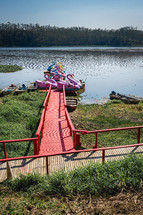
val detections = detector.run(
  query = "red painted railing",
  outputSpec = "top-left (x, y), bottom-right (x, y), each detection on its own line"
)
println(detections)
top-left (1, 85), bottom-right (143, 168)
top-left (62, 86), bottom-right (143, 150)
top-left (73, 126), bottom-right (143, 149)
top-left (1, 142), bottom-right (143, 167)
top-left (43, 85), bottom-right (51, 109)
top-left (0, 87), bottom-right (52, 159)
top-left (63, 85), bottom-right (75, 136)
top-left (36, 85), bottom-right (52, 151)
top-left (0, 138), bottom-right (38, 158)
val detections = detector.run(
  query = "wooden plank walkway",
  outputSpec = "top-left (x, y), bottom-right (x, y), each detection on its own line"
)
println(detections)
top-left (39, 89), bottom-right (74, 155)
top-left (1, 145), bottom-right (143, 182)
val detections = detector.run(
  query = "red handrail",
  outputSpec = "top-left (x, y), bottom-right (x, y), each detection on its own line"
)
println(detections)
top-left (0, 138), bottom-right (38, 158)
top-left (36, 108), bottom-right (46, 135)
top-left (43, 85), bottom-right (51, 109)
top-left (63, 85), bottom-right (66, 106)
top-left (36, 87), bottom-right (52, 150)
top-left (1, 142), bottom-right (143, 163)
top-left (74, 125), bottom-right (143, 134)
top-left (62, 85), bottom-right (75, 137)
top-left (1, 85), bottom-right (143, 164)
top-left (0, 87), bottom-right (52, 159)
top-left (0, 138), bottom-right (38, 144)
top-left (73, 126), bottom-right (143, 149)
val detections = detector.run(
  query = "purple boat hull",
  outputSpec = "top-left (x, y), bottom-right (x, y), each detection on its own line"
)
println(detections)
top-left (36, 80), bottom-right (57, 89)
top-left (57, 81), bottom-right (80, 91)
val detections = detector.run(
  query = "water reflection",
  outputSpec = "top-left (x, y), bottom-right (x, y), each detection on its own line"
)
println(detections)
top-left (0, 48), bottom-right (143, 103)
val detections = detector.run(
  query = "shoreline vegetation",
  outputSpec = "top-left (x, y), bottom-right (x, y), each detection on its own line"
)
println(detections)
top-left (1, 92), bottom-right (143, 213)
top-left (0, 23), bottom-right (143, 47)
top-left (1, 92), bottom-right (143, 157)
top-left (0, 65), bottom-right (23, 73)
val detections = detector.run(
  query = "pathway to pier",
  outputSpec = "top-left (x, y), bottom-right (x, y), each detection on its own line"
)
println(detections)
top-left (1, 89), bottom-right (143, 182)
top-left (39, 89), bottom-right (74, 155)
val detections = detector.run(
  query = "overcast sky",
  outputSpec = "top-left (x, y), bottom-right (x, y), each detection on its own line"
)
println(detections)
top-left (0, 0), bottom-right (143, 30)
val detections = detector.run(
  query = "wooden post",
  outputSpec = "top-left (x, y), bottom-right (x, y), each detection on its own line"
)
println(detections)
top-left (73, 132), bottom-right (76, 149)
top-left (76, 133), bottom-right (81, 150)
top-left (37, 135), bottom-right (40, 152)
top-left (33, 140), bottom-right (38, 155)
top-left (6, 161), bottom-right (13, 180)
top-left (102, 150), bottom-right (105, 163)
top-left (46, 156), bottom-right (49, 175)
top-left (3, 142), bottom-right (7, 158)
top-left (138, 128), bottom-right (141, 144)
top-left (93, 132), bottom-right (98, 148)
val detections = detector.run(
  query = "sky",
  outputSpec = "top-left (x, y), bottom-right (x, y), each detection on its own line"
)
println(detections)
top-left (0, 0), bottom-right (143, 30)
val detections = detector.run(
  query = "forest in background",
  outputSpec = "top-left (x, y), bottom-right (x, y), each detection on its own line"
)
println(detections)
top-left (0, 22), bottom-right (143, 47)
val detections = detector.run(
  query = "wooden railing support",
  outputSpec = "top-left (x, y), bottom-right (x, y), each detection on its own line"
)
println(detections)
top-left (46, 156), bottom-right (49, 175)
top-left (73, 132), bottom-right (76, 149)
top-left (76, 133), bottom-right (81, 150)
top-left (6, 161), bottom-right (13, 180)
top-left (93, 132), bottom-right (98, 148)
top-left (33, 139), bottom-right (38, 155)
top-left (3, 142), bottom-right (7, 158)
top-left (102, 150), bottom-right (105, 163)
top-left (138, 128), bottom-right (141, 144)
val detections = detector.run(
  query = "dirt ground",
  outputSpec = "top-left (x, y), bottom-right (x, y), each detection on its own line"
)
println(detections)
top-left (62, 190), bottom-right (143, 215)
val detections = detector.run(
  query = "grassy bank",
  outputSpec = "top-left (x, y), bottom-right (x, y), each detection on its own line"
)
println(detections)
top-left (1, 95), bottom-right (143, 213)
top-left (0, 91), bottom-right (46, 158)
top-left (70, 100), bottom-right (143, 149)
top-left (0, 154), bottom-right (143, 214)
top-left (1, 95), bottom-right (143, 156)
top-left (0, 65), bottom-right (22, 73)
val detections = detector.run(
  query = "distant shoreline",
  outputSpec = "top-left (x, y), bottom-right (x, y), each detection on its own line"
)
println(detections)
top-left (64, 48), bottom-right (143, 52)
top-left (0, 47), bottom-right (143, 52)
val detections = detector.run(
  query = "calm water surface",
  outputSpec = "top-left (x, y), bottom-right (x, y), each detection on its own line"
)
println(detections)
top-left (0, 47), bottom-right (143, 104)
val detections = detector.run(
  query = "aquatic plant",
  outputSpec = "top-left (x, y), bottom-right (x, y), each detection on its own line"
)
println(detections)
top-left (0, 65), bottom-right (22, 73)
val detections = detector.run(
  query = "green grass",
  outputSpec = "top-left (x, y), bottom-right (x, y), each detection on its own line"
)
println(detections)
top-left (70, 100), bottom-right (143, 149)
top-left (2, 154), bottom-right (143, 196)
top-left (1, 96), bottom-right (143, 157)
top-left (1, 97), bottom-right (143, 214)
top-left (0, 64), bottom-right (23, 73)
top-left (0, 154), bottom-right (143, 214)
top-left (0, 91), bottom-right (46, 158)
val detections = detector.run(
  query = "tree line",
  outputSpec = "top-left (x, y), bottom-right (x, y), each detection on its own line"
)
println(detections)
top-left (0, 22), bottom-right (143, 47)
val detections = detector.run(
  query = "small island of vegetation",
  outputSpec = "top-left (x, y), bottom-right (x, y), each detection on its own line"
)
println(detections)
top-left (0, 64), bottom-right (22, 73)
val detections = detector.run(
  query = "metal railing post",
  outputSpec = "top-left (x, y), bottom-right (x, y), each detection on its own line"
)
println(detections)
top-left (37, 135), bottom-right (40, 152)
top-left (76, 133), bottom-right (81, 150)
top-left (93, 132), bottom-right (98, 148)
top-left (73, 131), bottom-right (76, 149)
top-left (33, 140), bottom-right (38, 155)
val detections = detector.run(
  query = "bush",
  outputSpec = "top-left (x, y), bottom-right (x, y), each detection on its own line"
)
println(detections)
top-left (3, 154), bottom-right (143, 196)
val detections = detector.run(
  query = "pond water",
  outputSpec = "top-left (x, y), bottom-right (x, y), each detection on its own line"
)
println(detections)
top-left (0, 47), bottom-right (143, 104)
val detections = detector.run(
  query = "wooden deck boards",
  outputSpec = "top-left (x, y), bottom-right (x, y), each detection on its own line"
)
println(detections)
top-left (1, 145), bottom-right (143, 182)
top-left (39, 90), bottom-right (74, 155)
top-left (0, 158), bottom-right (46, 182)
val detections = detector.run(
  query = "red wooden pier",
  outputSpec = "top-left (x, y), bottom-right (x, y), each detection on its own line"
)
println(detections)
top-left (1, 86), bottom-right (143, 181)
top-left (39, 89), bottom-right (74, 154)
